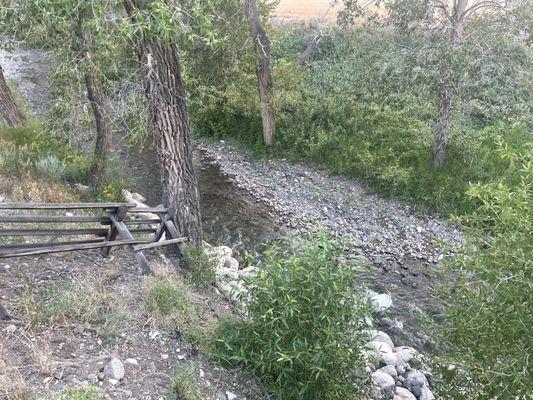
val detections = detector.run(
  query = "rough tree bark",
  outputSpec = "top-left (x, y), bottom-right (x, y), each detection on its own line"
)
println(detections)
top-left (123, 0), bottom-right (203, 246)
top-left (0, 302), bottom-right (11, 320)
top-left (245, 0), bottom-right (276, 146)
top-left (298, 29), bottom-right (323, 67)
top-left (85, 72), bottom-right (113, 188)
top-left (0, 63), bottom-right (23, 128)
top-left (432, 0), bottom-right (467, 169)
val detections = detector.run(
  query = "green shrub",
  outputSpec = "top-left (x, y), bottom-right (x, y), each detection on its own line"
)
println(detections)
top-left (167, 363), bottom-right (202, 400)
top-left (440, 142), bottom-right (532, 398)
top-left (216, 235), bottom-right (372, 400)
top-left (185, 246), bottom-right (217, 289)
top-left (33, 154), bottom-right (67, 181)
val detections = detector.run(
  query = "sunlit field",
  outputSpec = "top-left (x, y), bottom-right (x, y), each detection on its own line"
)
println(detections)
top-left (275, 0), bottom-right (339, 20)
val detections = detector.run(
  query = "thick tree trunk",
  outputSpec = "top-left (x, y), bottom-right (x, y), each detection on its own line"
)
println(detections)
top-left (245, 0), bottom-right (276, 146)
top-left (0, 64), bottom-right (23, 128)
top-left (431, 0), bottom-right (467, 169)
top-left (85, 72), bottom-right (112, 188)
top-left (124, 0), bottom-right (203, 246)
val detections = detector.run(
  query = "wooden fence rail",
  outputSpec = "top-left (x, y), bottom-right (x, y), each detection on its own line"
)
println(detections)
top-left (0, 202), bottom-right (187, 320)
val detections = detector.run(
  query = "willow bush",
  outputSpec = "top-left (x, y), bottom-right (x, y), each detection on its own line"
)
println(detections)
top-left (440, 142), bottom-right (532, 398)
top-left (216, 236), bottom-right (373, 400)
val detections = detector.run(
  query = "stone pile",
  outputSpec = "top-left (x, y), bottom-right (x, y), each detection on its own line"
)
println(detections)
top-left (365, 329), bottom-right (435, 400)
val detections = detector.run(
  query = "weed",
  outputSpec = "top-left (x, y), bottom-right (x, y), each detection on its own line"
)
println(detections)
top-left (47, 387), bottom-right (108, 400)
top-left (20, 276), bottom-right (130, 341)
top-left (167, 363), bottom-right (202, 400)
top-left (142, 277), bottom-right (219, 348)
top-left (33, 154), bottom-right (67, 181)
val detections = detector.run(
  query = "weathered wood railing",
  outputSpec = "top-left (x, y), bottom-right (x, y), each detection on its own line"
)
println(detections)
top-left (0, 202), bottom-right (188, 319)
top-left (0, 202), bottom-right (187, 269)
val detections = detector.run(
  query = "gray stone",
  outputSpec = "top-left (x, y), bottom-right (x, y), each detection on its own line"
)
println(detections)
top-left (406, 370), bottom-right (427, 389)
top-left (103, 357), bottom-right (125, 380)
top-left (372, 370), bottom-right (395, 394)
top-left (393, 387), bottom-right (417, 400)
top-left (366, 340), bottom-right (398, 366)
top-left (224, 256), bottom-right (239, 271)
top-left (225, 391), bottom-right (238, 400)
top-left (395, 346), bottom-right (417, 367)
top-left (419, 386), bottom-right (435, 400)
top-left (368, 330), bottom-right (395, 348)
top-left (367, 291), bottom-right (393, 312)
top-left (378, 365), bottom-right (398, 379)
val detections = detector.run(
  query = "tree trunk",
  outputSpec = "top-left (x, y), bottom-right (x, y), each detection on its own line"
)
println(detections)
top-left (123, 0), bottom-right (203, 246)
top-left (245, 0), bottom-right (276, 146)
top-left (0, 302), bottom-right (11, 320)
top-left (431, 0), bottom-right (467, 169)
top-left (85, 72), bottom-right (112, 188)
top-left (432, 69), bottom-right (452, 169)
top-left (0, 63), bottom-right (23, 128)
top-left (298, 30), bottom-right (323, 67)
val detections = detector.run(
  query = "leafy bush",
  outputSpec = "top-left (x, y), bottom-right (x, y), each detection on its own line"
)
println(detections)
top-left (216, 235), bottom-right (372, 400)
top-left (33, 154), bottom-right (67, 181)
top-left (440, 142), bottom-right (532, 398)
top-left (185, 246), bottom-right (217, 289)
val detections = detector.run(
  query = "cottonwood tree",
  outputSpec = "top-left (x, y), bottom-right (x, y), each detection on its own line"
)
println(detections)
top-left (0, 63), bottom-right (23, 127)
top-left (123, 0), bottom-right (203, 245)
top-left (1, 0), bottom-right (116, 188)
top-left (336, 0), bottom-right (526, 168)
top-left (245, 0), bottom-right (276, 146)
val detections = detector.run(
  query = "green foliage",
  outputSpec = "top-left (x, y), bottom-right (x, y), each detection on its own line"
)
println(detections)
top-left (440, 143), bottom-right (532, 398)
top-left (185, 246), bottom-right (217, 289)
top-left (192, 22), bottom-right (531, 215)
top-left (144, 278), bottom-right (192, 317)
top-left (33, 154), bottom-right (67, 181)
top-left (47, 387), bottom-right (108, 400)
top-left (216, 235), bottom-right (372, 400)
top-left (142, 277), bottom-right (217, 346)
top-left (0, 121), bottom-right (88, 182)
top-left (167, 363), bottom-right (202, 400)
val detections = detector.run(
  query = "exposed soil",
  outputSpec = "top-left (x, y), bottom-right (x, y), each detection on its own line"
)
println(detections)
top-left (0, 250), bottom-right (264, 399)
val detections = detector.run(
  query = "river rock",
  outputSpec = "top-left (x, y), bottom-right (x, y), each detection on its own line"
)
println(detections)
top-left (377, 365), bottom-right (398, 379)
top-left (393, 387), bottom-right (417, 400)
top-left (395, 346), bottom-right (417, 367)
top-left (224, 256), bottom-right (239, 270)
top-left (372, 370), bottom-right (395, 395)
top-left (419, 385), bottom-right (435, 400)
top-left (405, 370), bottom-right (428, 396)
top-left (367, 330), bottom-right (395, 348)
top-left (103, 358), bottom-right (125, 380)
top-left (367, 291), bottom-right (393, 312)
top-left (367, 341), bottom-right (397, 367)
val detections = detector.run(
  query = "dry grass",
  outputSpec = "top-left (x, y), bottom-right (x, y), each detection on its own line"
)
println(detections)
top-left (275, 0), bottom-right (339, 21)
top-left (0, 174), bottom-right (77, 203)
